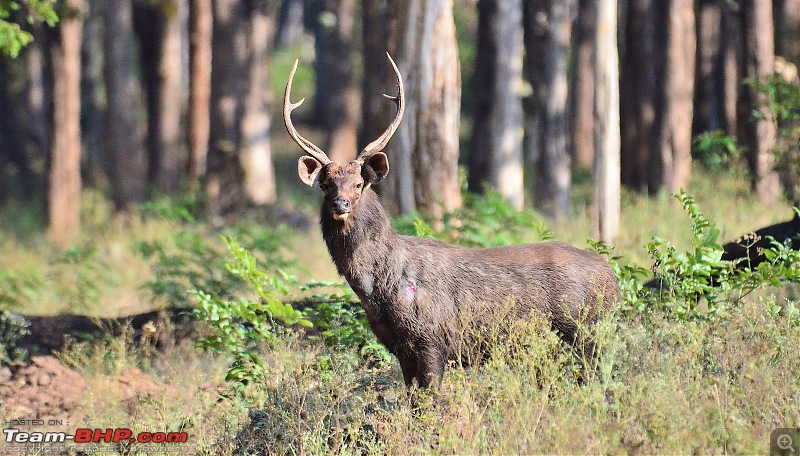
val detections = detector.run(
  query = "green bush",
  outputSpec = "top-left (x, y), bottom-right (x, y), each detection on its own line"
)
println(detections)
top-left (395, 188), bottom-right (553, 247)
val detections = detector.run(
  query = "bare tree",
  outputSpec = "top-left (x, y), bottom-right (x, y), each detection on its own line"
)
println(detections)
top-left (738, 0), bottom-right (779, 204)
top-left (468, 0), bottom-right (525, 210)
top-left (383, 0), bottom-right (462, 218)
top-left (103, 0), bottom-right (146, 209)
top-left (187, 0), bottom-right (212, 187)
top-left (47, 0), bottom-right (84, 247)
top-left (593, 0), bottom-right (620, 243)
top-left (134, 0), bottom-right (185, 194)
top-left (524, 0), bottom-right (575, 218)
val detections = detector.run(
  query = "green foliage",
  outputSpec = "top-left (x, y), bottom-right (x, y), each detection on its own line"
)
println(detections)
top-left (748, 75), bottom-right (800, 203)
top-left (395, 188), bottom-right (553, 247)
top-left (137, 200), bottom-right (293, 308)
top-left (692, 130), bottom-right (743, 173)
top-left (0, 0), bottom-right (57, 58)
top-left (645, 190), bottom-right (800, 320)
top-left (587, 239), bottom-right (649, 314)
top-left (0, 309), bottom-right (29, 364)
top-left (299, 280), bottom-right (392, 366)
top-left (192, 236), bottom-right (310, 390)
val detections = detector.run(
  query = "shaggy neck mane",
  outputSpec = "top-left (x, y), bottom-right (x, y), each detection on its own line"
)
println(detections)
top-left (320, 189), bottom-right (398, 282)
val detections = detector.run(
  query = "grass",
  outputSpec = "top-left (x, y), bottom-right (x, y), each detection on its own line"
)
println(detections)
top-left (1, 162), bottom-right (799, 453)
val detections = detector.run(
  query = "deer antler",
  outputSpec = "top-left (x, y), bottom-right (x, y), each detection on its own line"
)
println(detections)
top-left (358, 53), bottom-right (405, 160)
top-left (284, 59), bottom-right (331, 165)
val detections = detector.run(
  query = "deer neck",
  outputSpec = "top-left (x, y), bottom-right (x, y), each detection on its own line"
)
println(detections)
top-left (320, 189), bottom-right (398, 297)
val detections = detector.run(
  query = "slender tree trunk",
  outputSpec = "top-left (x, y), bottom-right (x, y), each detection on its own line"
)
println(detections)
top-left (720, 2), bottom-right (741, 136)
top-left (620, 0), bottom-right (657, 191)
top-left (240, 0), bottom-right (277, 205)
top-left (525, 0), bottom-right (575, 219)
top-left (48, 0), bottom-right (84, 247)
top-left (309, 0), bottom-right (358, 163)
top-left (620, 0), bottom-right (694, 193)
top-left (693, 0), bottom-right (723, 134)
top-left (134, 0), bottom-right (185, 194)
top-left (384, 0), bottom-right (462, 218)
top-left (80, 0), bottom-right (104, 185)
top-left (187, 0), bottom-right (212, 186)
top-left (593, 0), bottom-right (620, 243)
top-left (468, 0), bottom-right (525, 210)
top-left (654, 0), bottom-right (695, 192)
top-left (774, 0), bottom-right (800, 67)
top-left (360, 0), bottom-right (389, 156)
top-left (103, 0), bottom-right (146, 209)
top-left (739, 0), bottom-right (779, 204)
top-left (571, 0), bottom-right (594, 172)
top-left (275, 0), bottom-right (303, 48)
top-left (208, 0), bottom-right (277, 218)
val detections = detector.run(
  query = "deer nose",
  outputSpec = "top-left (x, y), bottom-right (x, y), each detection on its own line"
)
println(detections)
top-left (332, 197), bottom-right (351, 214)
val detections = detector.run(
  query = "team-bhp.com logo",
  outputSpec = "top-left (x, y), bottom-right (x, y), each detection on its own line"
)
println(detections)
top-left (4, 428), bottom-right (188, 444)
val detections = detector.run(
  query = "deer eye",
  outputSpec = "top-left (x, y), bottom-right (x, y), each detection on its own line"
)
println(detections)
top-left (356, 182), bottom-right (363, 189)
top-left (320, 182), bottom-right (332, 192)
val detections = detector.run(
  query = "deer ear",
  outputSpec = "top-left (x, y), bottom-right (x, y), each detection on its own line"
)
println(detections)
top-left (362, 152), bottom-right (389, 184)
top-left (298, 156), bottom-right (323, 187)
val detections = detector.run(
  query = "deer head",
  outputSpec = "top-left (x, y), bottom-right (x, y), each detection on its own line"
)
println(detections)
top-left (284, 53), bottom-right (404, 224)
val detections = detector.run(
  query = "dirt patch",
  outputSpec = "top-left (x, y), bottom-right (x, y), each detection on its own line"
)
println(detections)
top-left (0, 356), bottom-right (172, 424)
top-left (0, 355), bottom-right (87, 423)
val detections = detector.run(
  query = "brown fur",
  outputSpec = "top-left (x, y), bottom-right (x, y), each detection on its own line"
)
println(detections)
top-left (312, 161), bottom-right (620, 388)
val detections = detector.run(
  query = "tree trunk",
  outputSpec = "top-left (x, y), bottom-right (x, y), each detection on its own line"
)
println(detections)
top-left (774, 0), bottom-right (800, 67)
top-left (571, 0), bottom-right (594, 172)
top-left (384, 0), bottom-right (462, 218)
top-left (103, 0), bottom-right (146, 209)
top-left (620, 0), bottom-right (695, 194)
top-left (240, 0), bottom-right (277, 205)
top-left (654, 0), bottom-right (695, 192)
top-left (720, 2), bottom-right (741, 136)
top-left (134, 0), bottom-right (185, 195)
top-left (620, 0), bottom-right (657, 191)
top-left (48, 0), bottom-right (84, 247)
top-left (693, 0), bottom-right (723, 134)
top-left (309, 0), bottom-right (358, 163)
top-left (739, 0), bottom-right (779, 204)
top-left (80, 0), bottom-right (104, 185)
top-left (360, 0), bottom-right (389, 156)
top-left (524, 0), bottom-right (575, 219)
top-left (187, 0), bottom-right (212, 187)
top-left (593, 0), bottom-right (620, 243)
top-left (208, 0), bottom-right (277, 218)
top-left (275, 0), bottom-right (304, 48)
top-left (468, 0), bottom-right (525, 210)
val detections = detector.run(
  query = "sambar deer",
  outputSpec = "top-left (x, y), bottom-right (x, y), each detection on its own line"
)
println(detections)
top-left (285, 54), bottom-right (620, 388)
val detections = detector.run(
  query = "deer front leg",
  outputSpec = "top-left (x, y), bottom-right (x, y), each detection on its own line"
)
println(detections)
top-left (398, 353), bottom-right (419, 387)
top-left (416, 347), bottom-right (446, 388)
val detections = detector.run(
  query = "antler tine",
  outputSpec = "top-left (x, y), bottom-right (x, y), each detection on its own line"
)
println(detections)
top-left (358, 53), bottom-right (405, 160)
top-left (284, 59), bottom-right (331, 165)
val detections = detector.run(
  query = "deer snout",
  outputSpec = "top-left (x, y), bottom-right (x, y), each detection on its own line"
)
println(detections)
top-left (331, 197), bottom-right (352, 220)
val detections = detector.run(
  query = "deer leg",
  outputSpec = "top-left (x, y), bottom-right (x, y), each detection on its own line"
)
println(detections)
top-left (398, 354), bottom-right (419, 387)
top-left (417, 348), bottom-right (445, 388)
